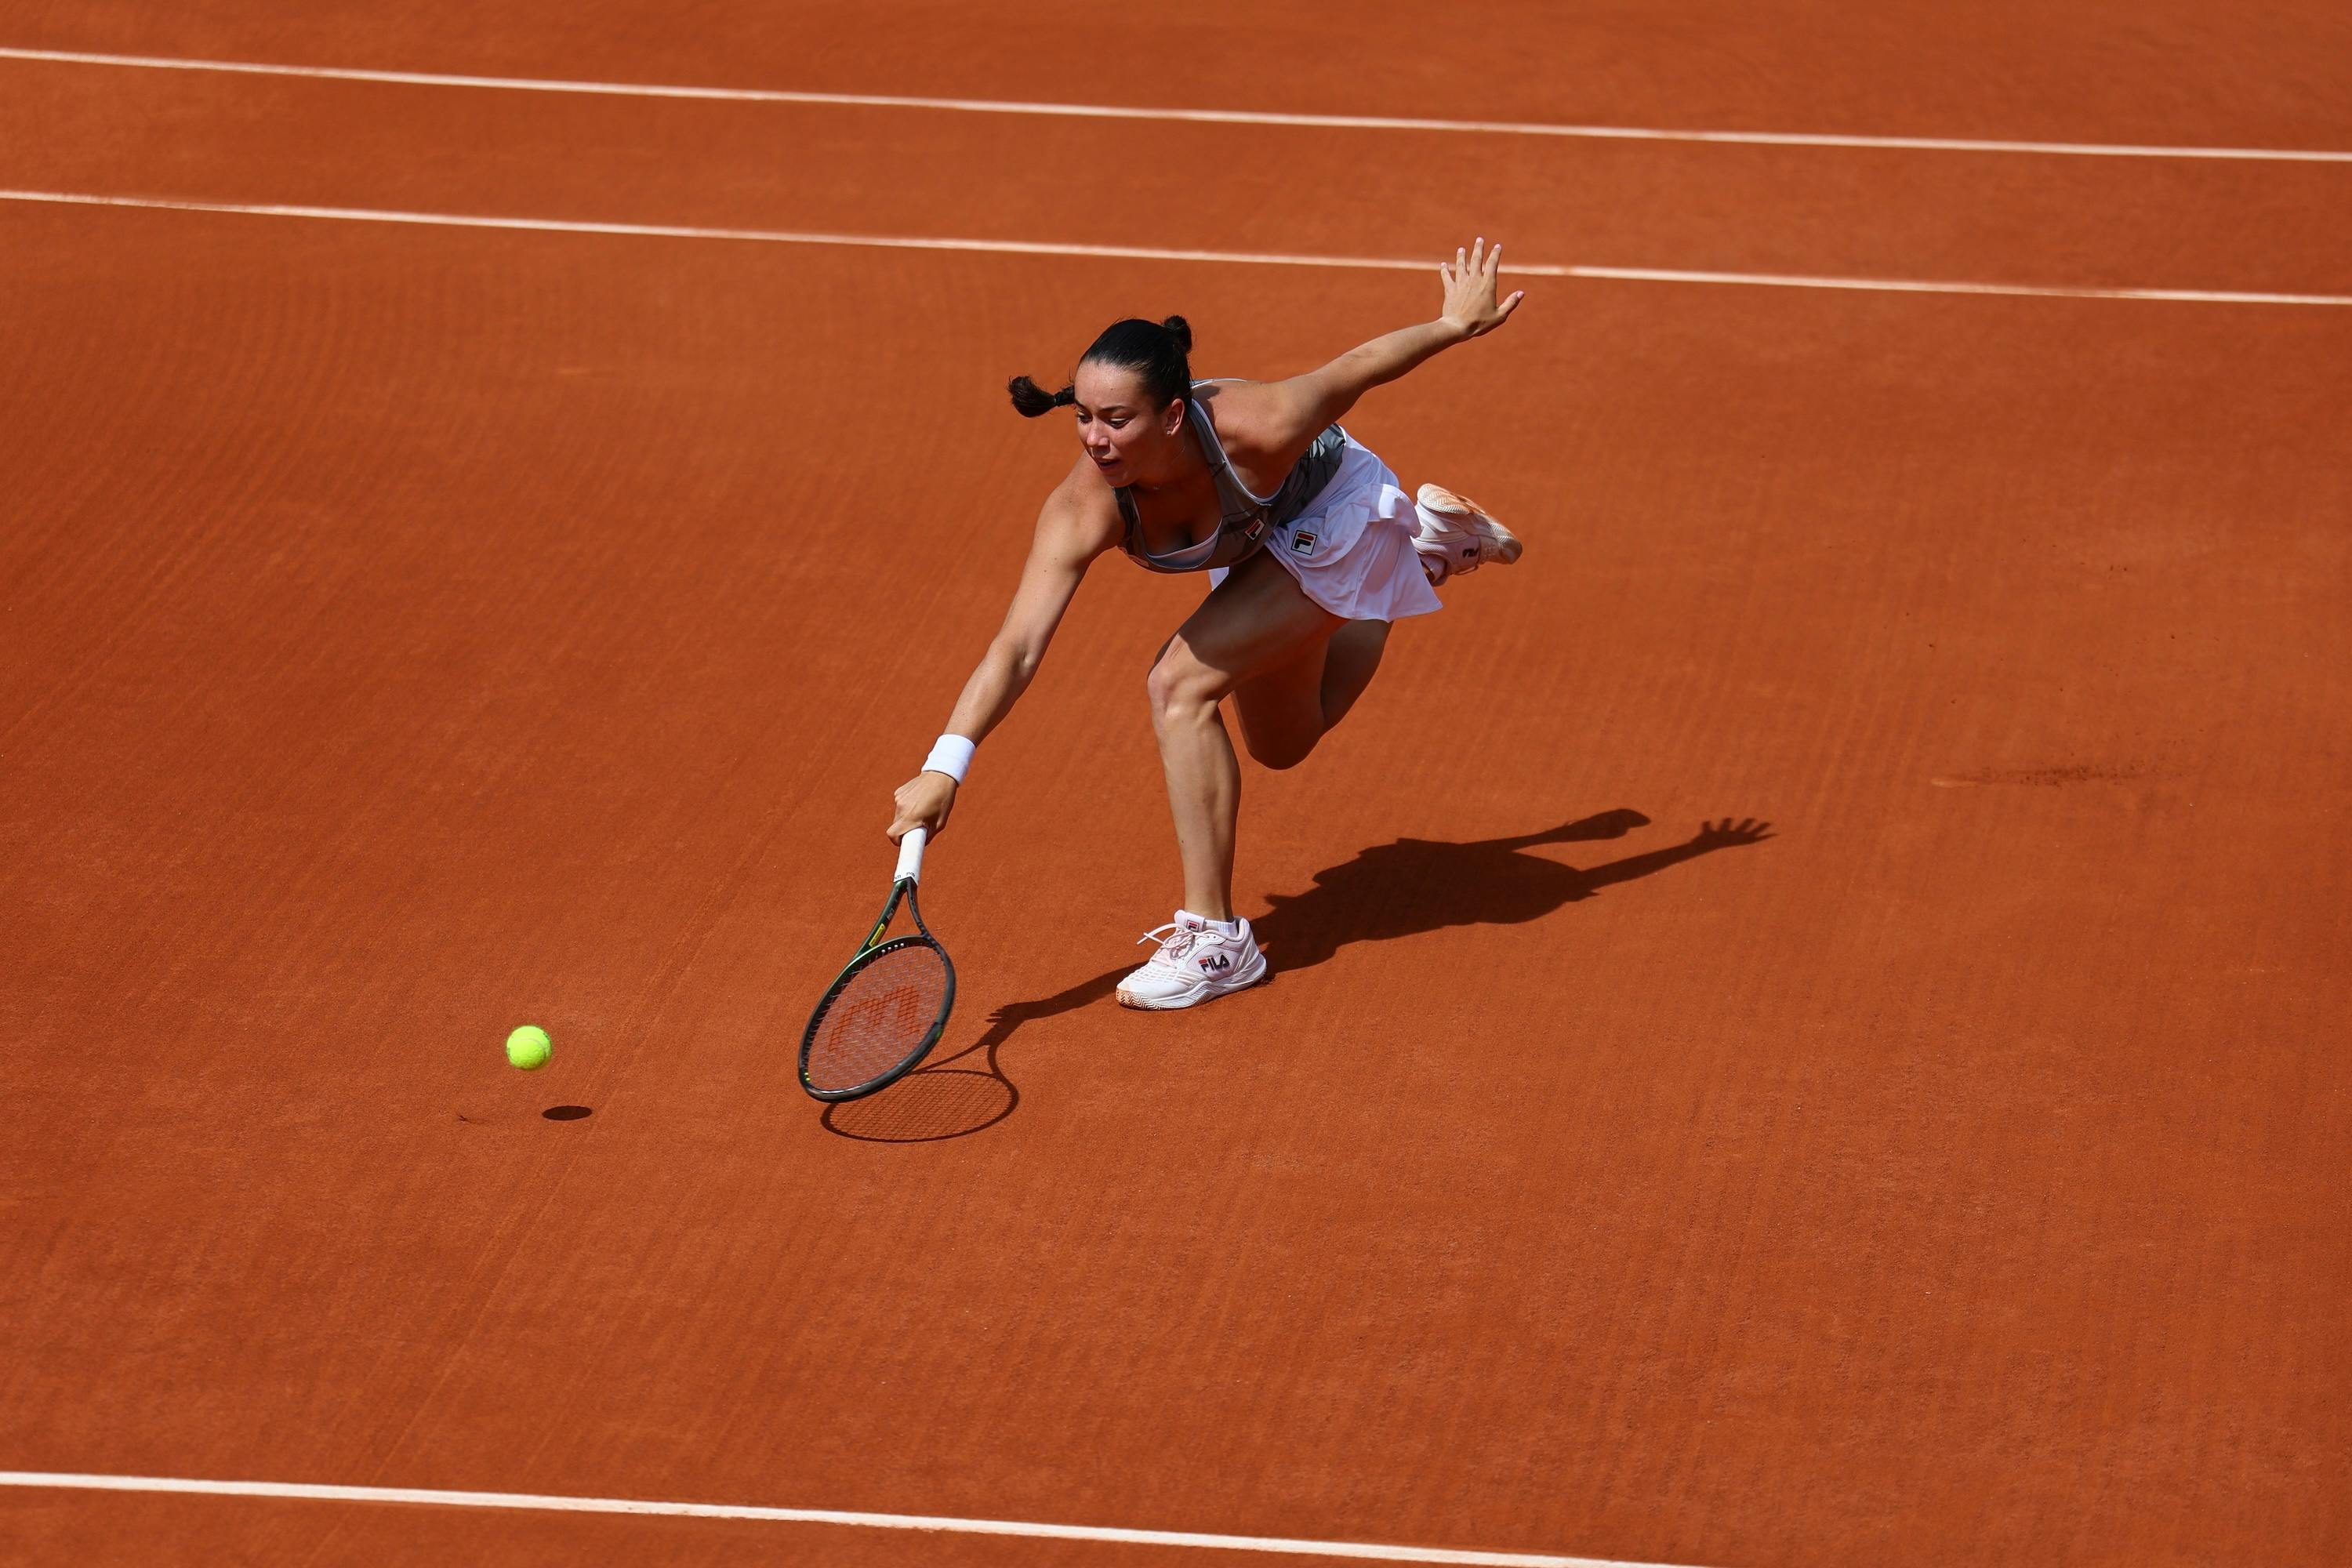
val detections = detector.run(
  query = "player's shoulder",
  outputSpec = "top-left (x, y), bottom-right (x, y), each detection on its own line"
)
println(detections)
top-left (1192, 376), bottom-right (1271, 432)
top-left (1191, 377), bottom-right (1310, 466)
top-left (1037, 454), bottom-right (1124, 554)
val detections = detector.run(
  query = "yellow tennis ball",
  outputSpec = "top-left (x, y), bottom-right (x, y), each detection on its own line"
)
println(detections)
top-left (505, 1025), bottom-right (552, 1072)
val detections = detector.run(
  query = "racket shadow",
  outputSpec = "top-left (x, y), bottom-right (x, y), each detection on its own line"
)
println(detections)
top-left (819, 963), bottom-right (1126, 1144)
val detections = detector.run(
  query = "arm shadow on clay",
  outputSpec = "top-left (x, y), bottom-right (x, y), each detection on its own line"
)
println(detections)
top-left (822, 809), bottom-right (1770, 1143)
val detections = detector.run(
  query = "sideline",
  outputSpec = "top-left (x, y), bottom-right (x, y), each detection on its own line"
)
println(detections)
top-left (4, 45), bottom-right (2350, 164)
top-left (5, 189), bottom-right (2350, 307)
top-left (0, 1470), bottom-right (1702, 1567)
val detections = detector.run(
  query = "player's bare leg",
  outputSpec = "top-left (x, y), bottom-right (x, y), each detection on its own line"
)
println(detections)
top-left (1145, 553), bottom-right (1339, 922)
top-left (1229, 619), bottom-right (1391, 771)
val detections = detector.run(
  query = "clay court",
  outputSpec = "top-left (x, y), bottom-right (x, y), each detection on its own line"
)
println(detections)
top-left (4, 4), bottom-right (2348, 1565)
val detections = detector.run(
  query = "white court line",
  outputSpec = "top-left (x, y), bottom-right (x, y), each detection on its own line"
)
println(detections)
top-left (0, 1471), bottom-right (1697, 1567)
top-left (5, 44), bottom-right (2350, 165)
top-left (5, 188), bottom-right (2351, 307)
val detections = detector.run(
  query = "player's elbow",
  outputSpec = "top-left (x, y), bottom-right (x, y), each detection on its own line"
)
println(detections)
top-left (996, 635), bottom-right (1045, 687)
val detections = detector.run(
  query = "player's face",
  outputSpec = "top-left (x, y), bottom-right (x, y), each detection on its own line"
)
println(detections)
top-left (1071, 362), bottom-right (1181, 485)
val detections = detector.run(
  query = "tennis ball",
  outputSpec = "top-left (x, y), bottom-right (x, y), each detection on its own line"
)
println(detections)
top-left (505, 1025), bottom-right (552, 1072)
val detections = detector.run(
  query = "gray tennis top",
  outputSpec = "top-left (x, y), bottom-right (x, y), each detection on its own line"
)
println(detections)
top-left (1116, 381), bottom-right (1348, 574)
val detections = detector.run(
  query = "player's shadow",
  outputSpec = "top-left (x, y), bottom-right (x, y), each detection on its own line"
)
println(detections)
top-left (820, 810), bottom-right (1771, 1144)
top-left (1254, 810), bottom-right (1771, 974)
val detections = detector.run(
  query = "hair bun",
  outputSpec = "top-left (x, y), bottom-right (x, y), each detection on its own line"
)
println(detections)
top-left (1159, 315), bottom-right (1193, 353)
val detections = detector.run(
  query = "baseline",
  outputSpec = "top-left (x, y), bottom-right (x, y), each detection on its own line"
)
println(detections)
top-left (0, 1471), bottom-right (1699, 1568)
top-left (4, 189), bottom-right (2350, 307)
top-left (3, 45), bottom-right (2349, 165)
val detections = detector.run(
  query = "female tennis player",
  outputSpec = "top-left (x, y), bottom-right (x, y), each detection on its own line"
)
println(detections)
top-left (887, 238), bottom-right (1526, 1010)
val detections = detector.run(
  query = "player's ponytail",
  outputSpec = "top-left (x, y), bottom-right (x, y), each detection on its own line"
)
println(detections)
top-left (1007, 376), bottom-right (1076, 417)
top-left (1007, 314), bottom-right (1196, 419)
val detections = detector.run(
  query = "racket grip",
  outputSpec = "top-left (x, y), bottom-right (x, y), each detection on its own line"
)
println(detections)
top-left (894, 826), bottom-right (928, 884)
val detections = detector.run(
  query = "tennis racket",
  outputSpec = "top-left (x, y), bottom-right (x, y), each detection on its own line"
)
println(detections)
top-left (799, 827), bottom-right (956, 1102)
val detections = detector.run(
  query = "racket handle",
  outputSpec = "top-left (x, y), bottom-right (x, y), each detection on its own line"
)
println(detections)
top-left (894, 826), bottom-right (928, 884)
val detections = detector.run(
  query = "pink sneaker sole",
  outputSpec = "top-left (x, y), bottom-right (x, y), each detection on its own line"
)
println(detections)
top-left (1415, 483), bottom-right (1523, 570)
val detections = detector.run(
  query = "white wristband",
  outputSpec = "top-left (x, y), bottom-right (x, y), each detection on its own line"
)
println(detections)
top-left (922, 733), bottom-right (976, 784)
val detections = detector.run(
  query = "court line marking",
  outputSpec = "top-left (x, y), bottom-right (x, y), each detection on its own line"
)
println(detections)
top-left (5, 189), bottom-right (2349, 307)
top-left (0, 1471), bottom-right (1697, 1567)
top-left (5, 44), bottom-right (2350, 165)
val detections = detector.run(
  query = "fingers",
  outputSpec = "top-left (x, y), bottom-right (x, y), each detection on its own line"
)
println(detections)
top-left (887, 779), bottom-right (920, 842)
top-left (1445, 238), bottom-right (1504, 270)
top-left (1443, 240), bottom-right (1520, 332)
top-left (887, 774), bottom-right (955, 843)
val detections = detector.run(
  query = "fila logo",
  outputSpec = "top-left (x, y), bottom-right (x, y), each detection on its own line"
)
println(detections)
top-left (1290, 531), bottom-right (1318, 556)
top-left (1200, 953), bottom-right (1232, 973)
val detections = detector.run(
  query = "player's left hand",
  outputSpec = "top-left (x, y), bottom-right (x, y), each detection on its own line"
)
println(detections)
top-left (1439, 238), bottom-right (1524, 339)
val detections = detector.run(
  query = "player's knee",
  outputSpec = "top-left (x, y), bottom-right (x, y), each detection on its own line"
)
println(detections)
top-left (1146, 648), bottom-right (1221, 720)
top-left (1144, 655), bottom-right (1184, 717)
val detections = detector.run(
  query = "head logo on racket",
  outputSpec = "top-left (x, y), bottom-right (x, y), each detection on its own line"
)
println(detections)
top-left (799, 827), bottom-right (957, 1102)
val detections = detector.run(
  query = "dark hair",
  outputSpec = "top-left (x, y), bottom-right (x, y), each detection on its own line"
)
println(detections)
top-left (1008, 315), bottom-right (1193, 418)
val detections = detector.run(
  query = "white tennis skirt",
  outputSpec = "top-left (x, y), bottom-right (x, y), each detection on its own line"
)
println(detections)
top-left (1208, 434), bottom-right (1443, 623)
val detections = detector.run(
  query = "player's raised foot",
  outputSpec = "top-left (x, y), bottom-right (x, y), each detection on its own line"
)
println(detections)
top-left (1116, 911), bottom-right (1269, 1010)
top-left (1412, 483), bottom-right (1523, 584)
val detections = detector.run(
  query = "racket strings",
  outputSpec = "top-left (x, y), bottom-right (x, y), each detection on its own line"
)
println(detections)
top-left (806, 944), bottom-right (950, 1094)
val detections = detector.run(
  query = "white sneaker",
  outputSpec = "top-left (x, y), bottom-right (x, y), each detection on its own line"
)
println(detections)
top-left (1116, 911), bottom-right (1269, 1010)
top-left (1412, 483), bottom-right (1523, 583)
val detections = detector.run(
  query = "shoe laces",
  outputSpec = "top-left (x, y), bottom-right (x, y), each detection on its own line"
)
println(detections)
top-left (1136, 920), bottom-right (1204, 966)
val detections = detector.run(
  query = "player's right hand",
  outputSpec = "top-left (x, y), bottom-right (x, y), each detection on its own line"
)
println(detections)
top-left (888, 771), bottom-right (959, 844)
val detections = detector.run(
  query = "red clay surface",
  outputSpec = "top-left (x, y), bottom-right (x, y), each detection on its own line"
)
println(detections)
top-left (4, 5), bottom-right (2350, 1566)
top-left (8, 50), bottom-right (2352, 299)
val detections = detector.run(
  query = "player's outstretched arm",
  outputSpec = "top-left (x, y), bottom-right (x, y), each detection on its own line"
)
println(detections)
top-left (1250, 238), bottom-right (1525, 450)
top-left (887, 462), bottom-right (1120, 843)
